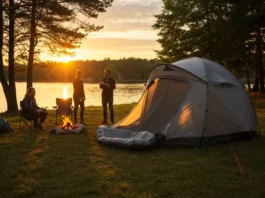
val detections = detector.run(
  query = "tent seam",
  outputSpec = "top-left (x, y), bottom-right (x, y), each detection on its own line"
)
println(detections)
top-left (200, 84), bottom-right (208, 147)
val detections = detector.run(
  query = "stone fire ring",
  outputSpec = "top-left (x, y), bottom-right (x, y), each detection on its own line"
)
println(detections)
top-left (50, 123), bottom-right (86, 134)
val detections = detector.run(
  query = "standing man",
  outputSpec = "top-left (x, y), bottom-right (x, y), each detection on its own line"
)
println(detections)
top-left (22, 87), bottom-right (48, 129)
top-left (100, 68), bottom-right (116, 125)
top-left (73, 70), bottom-right (85, 124)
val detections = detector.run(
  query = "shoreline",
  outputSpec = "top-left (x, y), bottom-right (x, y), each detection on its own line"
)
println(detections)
top-left (15, 80), bottom-right (147, 83)
top-left (0, 103), bottom-right (138, 114)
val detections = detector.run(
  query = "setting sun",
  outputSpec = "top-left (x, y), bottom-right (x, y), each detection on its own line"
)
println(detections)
top-left (57, 56), bottom-right (73, 63)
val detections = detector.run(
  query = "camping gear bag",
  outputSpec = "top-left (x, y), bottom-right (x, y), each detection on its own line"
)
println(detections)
top-left (0, 118), bottom-right (11, 133)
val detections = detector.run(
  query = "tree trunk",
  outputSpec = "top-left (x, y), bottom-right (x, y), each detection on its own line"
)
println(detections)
top-left (26, 0), bottom-right (37, 88)
top-left (7, 0), bottom-right (18, 114)
top-left (245, 69), bottom-right (251, 90)
top-left (252, 66), bottom-right (259, 91)
top-left (257, 27), bottom-right (264, 93)
top-left (0, 0), bottom-right (9, 110)
top-left (258, 54), bottom-right (264, 93)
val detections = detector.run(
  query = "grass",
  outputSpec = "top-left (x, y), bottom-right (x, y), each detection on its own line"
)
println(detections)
top-left (0, 94), bottom-right (265, 198)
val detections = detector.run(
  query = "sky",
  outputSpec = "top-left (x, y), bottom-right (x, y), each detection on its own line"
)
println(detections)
top-left (40, 0), bottom-right (163, 62)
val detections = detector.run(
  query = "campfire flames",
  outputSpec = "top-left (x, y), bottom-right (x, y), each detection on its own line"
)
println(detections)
top-left (59, 114), bottom-right (77, 131)
top-left (51, 94), bottom-right (85, 134)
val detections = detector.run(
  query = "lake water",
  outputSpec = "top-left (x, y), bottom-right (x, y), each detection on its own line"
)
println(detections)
top-left (0, 82), bottom-right (146, 112)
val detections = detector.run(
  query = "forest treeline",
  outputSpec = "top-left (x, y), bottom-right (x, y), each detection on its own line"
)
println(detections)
top-left (2, 56), bottom-right (255, 83)
top-left (11, 58), bottom-right (161, 82)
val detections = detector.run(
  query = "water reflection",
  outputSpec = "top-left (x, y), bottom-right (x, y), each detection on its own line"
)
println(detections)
top-left (0, 82), bottom-right (146, 112)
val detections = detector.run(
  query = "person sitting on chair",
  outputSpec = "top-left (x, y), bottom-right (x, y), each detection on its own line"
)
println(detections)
top-left (22, 87), bottom-right (48, 129)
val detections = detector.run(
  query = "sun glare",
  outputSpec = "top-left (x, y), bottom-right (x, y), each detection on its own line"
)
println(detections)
top-left (63, 87), bottom-right (68, 99)
top-left (63, 57), bottom-right (71, 63)
top-left (58, 56), bottom-right (72, 63)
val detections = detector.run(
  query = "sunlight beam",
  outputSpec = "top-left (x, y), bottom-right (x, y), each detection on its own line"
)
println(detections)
top-left (63, 87), bottom-right (68, 99)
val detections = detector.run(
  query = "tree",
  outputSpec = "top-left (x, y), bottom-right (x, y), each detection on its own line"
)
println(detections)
top-left (0, 1), bottom-right (9, 110)
top-left (249, 2), bottom-right (265, 93)
top-left (153, 0), bottom-right (265, 92)
top-left (26, 0), bottom-right (37, 88)
top-left (235, 0), bottom-right (265, 92)
top-left (153, 0), bottom-right (249, 61)
top-left (25, 0), bottom-right (114, 88)
top-left (0, 0), bottom-right (114, 113)
top-left (0, 0), bottom-right (19, 113)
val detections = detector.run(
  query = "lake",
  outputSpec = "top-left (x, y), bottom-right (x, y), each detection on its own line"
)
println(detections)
top-left (0, 82), bottom-right (146, 113)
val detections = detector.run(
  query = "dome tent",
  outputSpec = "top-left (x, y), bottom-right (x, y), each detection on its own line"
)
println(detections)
top-left (97, 57), bottom-right (258, 148)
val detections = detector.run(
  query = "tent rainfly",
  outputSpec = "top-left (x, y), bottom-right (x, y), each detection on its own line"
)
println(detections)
top-left (97, 57), bottom-right (258, 148)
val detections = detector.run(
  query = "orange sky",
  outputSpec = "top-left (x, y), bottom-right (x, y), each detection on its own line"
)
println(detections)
top-left (40, 0), bottom-right (163, 62)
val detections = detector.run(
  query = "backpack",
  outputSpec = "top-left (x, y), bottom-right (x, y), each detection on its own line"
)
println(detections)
top-left (0, 118), bottom-right (11, 133)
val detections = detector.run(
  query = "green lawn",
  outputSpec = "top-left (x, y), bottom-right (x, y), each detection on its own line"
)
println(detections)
top-left (0, 93), bottom-right (265, 198)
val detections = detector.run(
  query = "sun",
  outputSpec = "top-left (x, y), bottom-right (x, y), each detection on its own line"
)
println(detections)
top-left (57, 56), bottom-right (72, 63)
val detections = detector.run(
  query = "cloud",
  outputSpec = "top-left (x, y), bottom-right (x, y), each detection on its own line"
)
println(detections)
top-left (57, 0), bottom-right (164, 60)
top-left (80, 38), bottom-right (160, 52)
top-left (40, 37), bottom-right (161, 61)
top-left (88, 30), bottom-right (159, 40)
top-left (75, 49), bottom-right (158, 60)
top-left (91, 0), bottom-right (163, 31)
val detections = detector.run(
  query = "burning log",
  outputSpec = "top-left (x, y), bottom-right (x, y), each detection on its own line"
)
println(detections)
top-left (58, 114), bottom-right (77, 131)
top-left (62, 122), bottom-right (75, 130)
top-left (50, 123), bottom-right (85, 134)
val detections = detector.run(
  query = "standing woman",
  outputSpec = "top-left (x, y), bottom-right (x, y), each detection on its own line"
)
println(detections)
top-left (73, 70), bottom-right (85, 124)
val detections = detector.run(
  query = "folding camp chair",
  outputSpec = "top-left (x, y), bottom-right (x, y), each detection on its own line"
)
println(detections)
top-left (53, 98), bottom-right (73, 125)
top-left (19, 101), bottom-right (33, 130)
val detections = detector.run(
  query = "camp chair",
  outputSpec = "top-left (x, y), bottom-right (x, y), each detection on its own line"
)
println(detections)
top-left (19, 101), bottom-right (33, 130)
top-left (53, 98), bottom-right (73, 125)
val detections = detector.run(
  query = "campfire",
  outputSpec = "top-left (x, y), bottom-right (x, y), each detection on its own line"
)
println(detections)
top-left (50, 87), bottom-right (86, 134)
top-left (51, 113), bottom-right (85, 134)
top-left (59, 114), bottom-right (77, 131)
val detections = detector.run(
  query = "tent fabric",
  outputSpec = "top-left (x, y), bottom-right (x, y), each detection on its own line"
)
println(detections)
top-left (205, 85), bottom-right (257, 136)
top-left (97, 57), bottom-right (258, 148)
top-left (170, 57), bottom-right (243, 86)
top-left (160, 81), bottom-right (207, 139)
top-left (148, 64), bottom-right (200, 82)
top-left (113, 79), bottom-right (189, 132)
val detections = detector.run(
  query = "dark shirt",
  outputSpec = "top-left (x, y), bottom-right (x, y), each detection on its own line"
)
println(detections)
top-left (22, 94), bottom-right (40, 116)
top-left (73, 78), bottom-right (85, 100)
top-left (100, 77), bottom-right (116, 98)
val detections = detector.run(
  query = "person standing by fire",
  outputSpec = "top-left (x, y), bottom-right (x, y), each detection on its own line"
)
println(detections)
top-left (73, 70), bottom-right (85, 124)
top-left (99, 68), bottom-right (116, 125)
